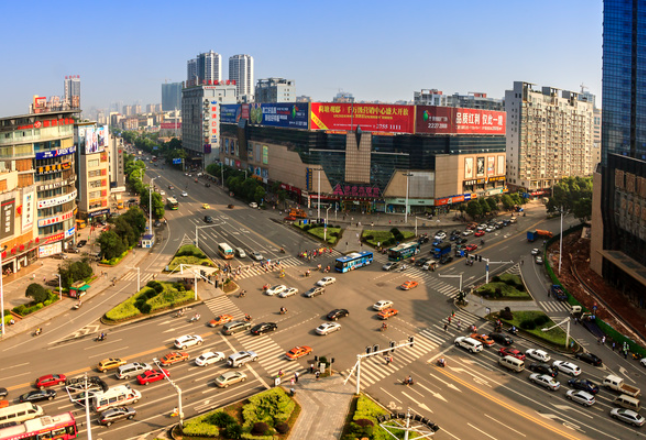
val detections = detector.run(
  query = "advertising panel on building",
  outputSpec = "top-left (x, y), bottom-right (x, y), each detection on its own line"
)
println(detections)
top-left (160, 122), bottom-right (182, 130)
top-left (244, 103), bottom-right (309, 129)
top-left (21, 189), bottom-right (34, 233)
top-left (415, 107), bottom-right (506, 135)
top-left (35, 145), bottom-right (76, 160)
top-left (310, 103), bottom-right (415, 133)
top-left (97, 125), bottom-right (108, 150)
top-left (0, 198), bottom-right (15, 239)
top-left (221, 104), bottom-right (242, 124)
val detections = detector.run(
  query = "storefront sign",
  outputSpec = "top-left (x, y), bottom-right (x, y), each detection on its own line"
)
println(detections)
top-left (35, 145), bottom-right (76, 160)
top-left (310, 103), bottom-right (415, 133)
top-left (486, 188), bottom-right (504, 196)
top-left (0, 198), bottom-right (15, 239)
top-left (37, 210), bottom-right (74, 227)
top-left (38, 177), bottom-right (72, 191)
top-left (464, 179), bottom-right (486, 186)
top-left (415, 107), bottom-right (506, 135)
top-left (279, 183), bottom-right (301, 195)
top-left (488, 176), bottom-right (506, 182)
top-left (435, 195), bottom-right (466, 206)
top-left (65, 226), bottom-right (76, 238)
top-left (332, 184), bottom-right (381, 198)
top-left (88, 208), bottom-right (110, 218)
top-left (37, 189), bottom-right (77, 209)
top-left (39, 242), bottom-right (62, 258)
top-left (44, 232), bottom-right (64, 244)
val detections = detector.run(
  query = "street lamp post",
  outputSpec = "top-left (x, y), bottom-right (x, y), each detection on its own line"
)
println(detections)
top-left (324, 206), bottom-right (332, 242)
top-left (54, 274), bottom-right (62, 300)
top-left (153, 358), bottom-right (184, 427)
top-left (403, 173), bottom-right (413, 224)
top-left (149, 177), bottom-right (157, 235)
top-left (84, 373), bottom-right (93, 440)
top-left (558, 206), bottom-right (564, 274)
top-left (317, 168), bottom-right (321, 221)
top-left (0, 251), bottom-right (4, 339)
top-left (438, 273), bottom-right (463, 294)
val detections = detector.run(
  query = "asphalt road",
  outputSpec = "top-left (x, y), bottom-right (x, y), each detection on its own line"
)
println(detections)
top-left (2, 163), bottom-right (645, 439)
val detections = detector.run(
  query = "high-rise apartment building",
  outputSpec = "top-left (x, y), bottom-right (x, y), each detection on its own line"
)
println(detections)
top-left (414, 89), bottom-right (504, 111)
top-left (229, 54), bottom-right (254, 101)
top-left (505, 81), bottom-right (594, 194)
top-left (255, 78), bottom-right (296, 103)
top-left (590, 0), bottom-right (646, 309)
top-left (197, 51), bottom-right (222, 84)
top-left (64, 75), bottom-right (81, 108)
top-left (162, 82), bottom-right (183, 111)
top-left (187, 59), bottom-right (197, 83)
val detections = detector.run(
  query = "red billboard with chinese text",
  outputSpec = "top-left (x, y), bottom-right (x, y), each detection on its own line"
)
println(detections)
top-left (415, 107), bottom-right (506, 135)
top-left (310, 103), bottom-right (415, 133)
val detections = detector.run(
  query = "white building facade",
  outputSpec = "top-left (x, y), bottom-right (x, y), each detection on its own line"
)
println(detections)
top-left (255, 78), bottom-right (296, 103)
top-left (229, 54), bottom-right (254, 101)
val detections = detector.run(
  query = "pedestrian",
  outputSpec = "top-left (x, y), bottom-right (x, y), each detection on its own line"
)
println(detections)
top-left (624, 350), bottom-right (629, 359)
top-left (315, 371), bottom-right (320, 380)
top-left (385, 356), bottom-right (390, 366)
top-left (521, 259), bottom-right (524, 265)
top-left (310, 363), bottom-right (315, 374)
top-left (294, 371), bottom-right (299, 383)
top-left (547, 288), bottom-right (550, 298)
top-left (290, 378), bottom-right (295, 386)
top-left (443, 323), bottom-right (448, 331)
top-left (447, 316), bottom-right (451, 325)
top-left (601, 336), bottom-right (606, 345)
top-left (457, 319), bottom-right (462, 330)
top-left (451, 310), bottom-right (455, 318)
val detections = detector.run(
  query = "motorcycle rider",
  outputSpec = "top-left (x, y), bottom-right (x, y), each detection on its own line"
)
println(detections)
top-left (438, 358), bottom-right (446, 367)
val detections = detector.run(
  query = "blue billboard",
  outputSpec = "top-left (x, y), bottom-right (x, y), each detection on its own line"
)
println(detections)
top-left (249, 103), bottom-right (309, 129)
top-left (35, 145), bottom-right (77, 160)
top-left (221, 104), bottom-right (242, 124)
top-left (172, 158), bottom-right (182, 165)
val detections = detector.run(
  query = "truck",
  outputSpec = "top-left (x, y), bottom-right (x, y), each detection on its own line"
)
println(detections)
top-left (289, 208), bottom-right (308, 219)
top-left (527, 229), bottom-right (553, 242)
top-left (551, 285), bottom-right (567, 301)
top-left (603, 374), bottom-right (641, 397)
top-left (433, 242), bottom-right (452, 260)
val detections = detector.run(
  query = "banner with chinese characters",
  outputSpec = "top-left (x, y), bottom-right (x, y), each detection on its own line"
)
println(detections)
top-left (415, 106), bottom-right (506, 135)
top-left (310, 103), bottom-right (415, 133)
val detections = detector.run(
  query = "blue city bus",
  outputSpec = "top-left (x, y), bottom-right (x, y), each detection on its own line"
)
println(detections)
top-left (335, 251), bottom-right (374, 273)
top-left (388, 242), bottom-right (421, 261)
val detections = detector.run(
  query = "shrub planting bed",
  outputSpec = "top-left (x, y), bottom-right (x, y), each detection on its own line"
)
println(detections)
top-left (293, 222), bottom-right (342, 245)
top-left (499, 310), bottom-right (568, 347)
top-left (166, 244), bottom-right (215, 272)
top-left (474, 274), bottom-right (531, 300)
top-left (362, 228), bottom-right (416, 248)
top-left (104, 281), bottom-right (195, 321)
top-left (12, 292), bottom-right (59, 317)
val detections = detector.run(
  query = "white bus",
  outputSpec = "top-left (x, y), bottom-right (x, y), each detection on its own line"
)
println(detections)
top-left (0, 403), bottom-right (44, 425)
top-left (91, 385), bottom-right (141, 412)
top-left (218, 243), bottom-right (234, 260)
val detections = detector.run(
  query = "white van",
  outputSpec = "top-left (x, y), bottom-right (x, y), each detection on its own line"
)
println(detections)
top-left (498, 355), bottom-right (525, 373)
top-left (0, 403), bottom-right (44, 424)
top-left (92, 385), bottom-right (141, 412)
top-left (454, 336), bottom-right (483, 353)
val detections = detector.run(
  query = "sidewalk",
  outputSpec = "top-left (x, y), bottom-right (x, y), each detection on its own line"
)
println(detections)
top-left (290, 373), bottom-right (354, 440)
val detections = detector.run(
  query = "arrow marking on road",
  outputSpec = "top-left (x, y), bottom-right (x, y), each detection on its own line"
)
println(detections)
top-left (401, 392), bottom-right (433, 413)
top-left (417, 383), bottom-right (447, 402)
top-left (428, 373), bottom-right (462, 393)
top-left (379, 387), bottom-right (403, 404)
top-left (550, 404), bottom-right (593, 419)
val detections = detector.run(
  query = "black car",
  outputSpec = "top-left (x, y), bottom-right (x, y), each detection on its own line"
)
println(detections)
top-left (20, 389), bottom-right (56, 402)
top-left (77, 240), bottom-right (87, 248)
top-left (488, 332), bottom-right (514, 346)
top-left (529, 362), bottom-right (558, 377)
top-left (450, 230), bottom-right (461, 237)
top-left (439, 255), bottom-right (453, 265)
top-left (251, 322), bottom-right (278, 335)
top-left (205, 183), bottom-right (211, 188)
top-left (327, 309), bottom-right (349, 321)
top-left (99, 406), bottom-right (136, 426)
top-left (204, 216), bottom-right (213, 223)
top-left (568, 378), bottom-right (599, 394)
top-left (456, 238), bottom-right (468, 245)
top-left (414, 257), bottom-right (430, 267)
top-left (418, 236), bottom-right (430, 244)
top-left (575, 352), bottom-right (603, 366)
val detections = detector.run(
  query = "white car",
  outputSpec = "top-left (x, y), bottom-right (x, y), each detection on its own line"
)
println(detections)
top-left (610, 408), bottom-right (646, 427)
top-left (640, 358), bottom-right (646, 368)
top-left (316, 322), bottom-right (341, 336)
top-left (316, 277), bottom-right (336, 287)
top-left (485, 226), bottom-right (495, 233)
top-left (434, 232), bottom-right (447, 240)
top-left (159, 190), bottom-right (166, 196)
top-left (530, 248), bottom-right (540, 255)
top-left (566, 390), bottom-right (595, 407)
top-left (552, 360), bottom-right (581, 376)
top-left (249, 202), bottom-right (258, 209)
top-left (525, 349), bottom-right (551, 363)
top-left (181, 191), bottom-right (188, 197)
top-left (373, 300), bottom-right (394, 311)
top-left (529, 373), bottom-right (560, 391)
top-left (266, 285), bottom-right (287, 296)
top-left (195, 352), bottom-right (225, 367)
top-left (174, 335), bottom-right (203, 350)
top-left (251, 251), bottom-right (264, 261)
top-left (462, 230), bottom-right (474, 236)
top-left (279, 287), bottom-right (299, 298)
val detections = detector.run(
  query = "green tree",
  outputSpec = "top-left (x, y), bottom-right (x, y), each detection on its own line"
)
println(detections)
top-left (254, 186), bottom-right (266, 205)
top-left (278, 189), bottom-right (287, 208)
top-left (479, 197), bottom-right (491, 215)
top-left (242, 178), bottom-right (258, 200)
top-left (26, 283), bottom-right (48, 303)
top-left (121, 207), bottom-right (147, 237)
top-left (58, 258), bottom-right (93, 288)
top-left (112, 217), bottom-right (138, 247)
top-left (466, 200), bottom-right (483, 220)
top-left (573, 198), bottom-right (592, 223)
top-left (139, 191), bottom-right (165, 220)
top-left (486, 197), bottom-right (498, 212)
top-left (98, 230), bottom-right (127, 260)
top-left (501, 194), bottom-right (514, 210)
top-left (548, 176), bottom-right (593, 213)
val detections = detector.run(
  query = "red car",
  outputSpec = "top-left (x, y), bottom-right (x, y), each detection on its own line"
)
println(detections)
top-left (474, 230), bottom-right (485, 237)
top-left (499, 347), bottom-right (526, 360)
top-left (35, 374), bottom-right (66, 389)
top-left (465, 244), bottom-right (478, 252)
top-left (137, 369), bottom-right (170, 386)
top-left (160, 352), bottom-right (189, 366)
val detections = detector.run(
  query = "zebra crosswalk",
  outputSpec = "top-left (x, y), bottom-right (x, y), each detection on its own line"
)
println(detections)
top-left (539, 300), bottom-right (571, 313)
top-left (344, 310), bottom-right (480, 388)
top-left (121, 272), bottom-right (154, 284)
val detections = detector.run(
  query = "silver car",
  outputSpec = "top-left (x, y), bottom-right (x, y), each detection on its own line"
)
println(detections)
top-left (566, 390), bottom-right (595, 407)
top-left (610, 408), bottom-right (646, 426)
top-left (214, 371), bottom-right (247, 388)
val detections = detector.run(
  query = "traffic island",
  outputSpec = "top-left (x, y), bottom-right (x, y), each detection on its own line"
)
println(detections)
top-left (103, 281), bottom-right (196, 323)
top-left (165, 244), bottom-right (216, 273)
top-left (361, 228), bottom-right (416, 249)
top-left (293, 221), bottom-right (342, 245)
top-left (173, 387), bottom-right (300, 439)
top-left (472, 274), bottom-right (532, 301)
top-left (493, 308), bottom-right (579, 351)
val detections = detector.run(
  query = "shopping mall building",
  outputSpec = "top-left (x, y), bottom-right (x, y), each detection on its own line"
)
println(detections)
top-left (219, 103), bottom-right (507, 214)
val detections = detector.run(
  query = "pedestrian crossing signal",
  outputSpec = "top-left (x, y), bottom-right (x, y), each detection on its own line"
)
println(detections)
top-left (390, 341), bottom-right (396, 353)
top-left (373, 344), bottom-right (379, 353)
top-left (408, 336), bottom-right (414, 348)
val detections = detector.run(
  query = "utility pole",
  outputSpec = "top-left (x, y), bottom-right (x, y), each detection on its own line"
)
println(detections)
top-left (483, 258), bottom-right (515, 284)
top-left (404, 173), bottom-right (413, 223)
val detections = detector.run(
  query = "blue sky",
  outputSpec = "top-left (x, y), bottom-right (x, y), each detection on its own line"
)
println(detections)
top-left (0, 0), bottom-right (603, 116)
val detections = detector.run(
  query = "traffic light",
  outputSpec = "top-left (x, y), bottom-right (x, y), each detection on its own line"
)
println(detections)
top-left (464, 252), bottom-right (469, 259)
top-left (478, 255), bottom-right (482, 262)
top-left (390, 341), bottom-right (396, 353)
top-left (373, 344), bottom-right (379, 354)
top-left (408, 336), bottom-right (414, 348)
top-left (366, 346), bottom-right (371, 354)
top-left (314, 355), bottom-right (319, 362)
top-left (330, 358), bottom-right (335, 364)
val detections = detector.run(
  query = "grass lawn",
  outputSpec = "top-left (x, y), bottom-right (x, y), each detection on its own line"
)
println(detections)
top-left (167, 244), bottom-right (215, 272)
top-left (474, 273), bottom-right (531, 300)
top-left (293, 222), bottom-right (342, 245)
top-left (499, 310), bottom-right (568, 347)
top-left (362, 229), bottom-right (417, 247)
top-left (105, 281), bottom-right (195, 321)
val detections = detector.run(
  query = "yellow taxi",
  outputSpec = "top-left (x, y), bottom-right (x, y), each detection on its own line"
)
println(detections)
top-left (202, 203), bottom-right (210, 209)
top-left (97, 358), bottom-right (127, 373)
top-left (399, 281), bottom-right (419, 291)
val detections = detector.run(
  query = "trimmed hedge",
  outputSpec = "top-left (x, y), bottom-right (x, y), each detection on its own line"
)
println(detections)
top-left (242, 387), bottom-right (295, 430)
top-left (167, 244), bottom-right (215, 271)
top-left (12, 292), bottom-right (58, 317)
top-left (362, 229), bottom-right (417, 248)
top-left (181, 412), bottom-right (220, 437)
top-left (105, 282), bottom-right (194, 321)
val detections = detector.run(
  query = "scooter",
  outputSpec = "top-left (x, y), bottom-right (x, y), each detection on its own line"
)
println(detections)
top-left (436, 360), bottom-right (447, 368)
top-left (238, 290), bottom-right (246, 298)
top-left (506, 327), bottom-right (518, 336)
top-left (174, 309), bottom-right (186, 318)
top-left (189, 315), bottom-right (201, 323)
top-left (95, 333), bottom-right (107, 342)
top-left (402, 378), bottom-right (415, 386)
top-left (465, 260), bottom-right (474, 266)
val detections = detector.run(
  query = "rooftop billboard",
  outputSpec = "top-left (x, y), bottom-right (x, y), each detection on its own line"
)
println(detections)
top-left (415, 107), bottom-right (506, 135)
top-left (310, 103), bottom-right (415, 133)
